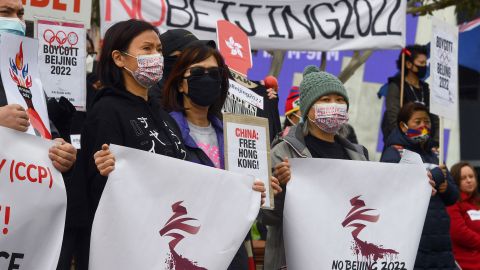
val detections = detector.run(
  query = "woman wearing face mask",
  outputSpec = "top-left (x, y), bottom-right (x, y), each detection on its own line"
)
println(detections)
top-left (380, 102), bottom-right (459, 270)
top-left (260, 65), bottom-right (369, 270)
top-left (161, 42), bottom-right (281, 270)
top-left (447, 162), bottom-right (480, 270)
top-left (75, 20), bottom-right (187, 243)
top-left (382, 44), bottom-right (439, 145)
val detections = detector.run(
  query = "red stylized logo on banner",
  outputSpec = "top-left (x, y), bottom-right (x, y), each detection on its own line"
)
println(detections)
top-left (342, 196), bottom-right (399, 263)
top-left (217, 20), bottom-right (252, 76)
top-left (9, 42), bottom-right (52, 139)
top-left (159, 201), bottom-right (207, 270)
top-left (43, 29), bottom-right (79, 47)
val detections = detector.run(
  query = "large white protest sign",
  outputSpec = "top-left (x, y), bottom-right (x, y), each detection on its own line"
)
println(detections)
top-left (284, 159), bottom-right (430, 270)
top-left (430, 18), bottom-right (459, 120)
top-left (24, 0), bottom-right (92, 28)
top-left (90, 144), bottom-right (260, 270)
top-left (0, 33), bottom-right (52, 139)
top-left (223, 114), bottom-right (272, 209)
top-left (101, 0), bottom-right (406, 51)
top-left (37, 20), bottom-right (87, 111)
top-left (0, 127), bottom-right (67, 270)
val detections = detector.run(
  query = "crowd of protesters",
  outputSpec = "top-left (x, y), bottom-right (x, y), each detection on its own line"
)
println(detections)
top-left (0, 1), bottom-right (479, 270)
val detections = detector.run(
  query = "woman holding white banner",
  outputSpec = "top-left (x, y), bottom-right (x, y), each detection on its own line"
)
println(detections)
top-left (381, 102), bottom-right (459, 270)
top-left (73, 19), bottom-right (190, 268)
top-left (260, 65), bottom-right (369, 270)
top-left (447, 162), bottom-right (480, 270)
top-left (160, 41), bottom-right (281, 270)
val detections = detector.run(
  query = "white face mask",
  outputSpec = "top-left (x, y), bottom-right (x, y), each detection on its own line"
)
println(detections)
top-left (86, 54), bottom-right (95, 73)
top-left (0, 17), bottom-right (26, 36)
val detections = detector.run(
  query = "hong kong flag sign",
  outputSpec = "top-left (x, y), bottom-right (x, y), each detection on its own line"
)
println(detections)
top-left (90, 144), bottom-right (260, 270)
top-left (217, 20), bottom-right (252, 76)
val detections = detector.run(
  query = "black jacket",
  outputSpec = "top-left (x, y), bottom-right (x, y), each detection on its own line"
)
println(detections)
top-left (73, 87), bottom-right (187, 221)
top-left (381, 128), bottom-right (459, 270)
top-left (382, 76), bottom-right (440, 145)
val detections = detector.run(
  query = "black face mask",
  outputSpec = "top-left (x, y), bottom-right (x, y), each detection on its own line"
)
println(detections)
top-left (414, 64), bottom-right (427, 79)
top-left (163, 55), bottom-right (178, 81)
top-left (185, 73), bottom-right (222, 107)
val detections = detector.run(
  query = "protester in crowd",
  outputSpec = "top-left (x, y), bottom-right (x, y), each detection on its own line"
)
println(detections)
top-left (447, 162), bottom-right (480, 270)
top-left (283, 86), bottom-right (301, 129)
top-left (55, 34), bottom-right (102, 270)
top-left (0, 0), bottom-right (77, 174)
top-left (260, 65), bottom-right (370, 270)
top-left (381, 102), bottom-right (459, 270)
top-left (148, 28), bottom-right (216, 104)
top-left (72, 20), bottom-right (189, 268)
top-left (382, 44), bottom-right (439, 144)
top-left (160, 41), bottom-right (280, 270)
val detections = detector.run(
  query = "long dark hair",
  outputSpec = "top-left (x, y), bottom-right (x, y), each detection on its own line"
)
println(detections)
top-left (451, 162), bottom-right (480, 204)
top-left (97, 19), bottom-right (160, 92)
top-left (162, 43), bottom-right (229, 118)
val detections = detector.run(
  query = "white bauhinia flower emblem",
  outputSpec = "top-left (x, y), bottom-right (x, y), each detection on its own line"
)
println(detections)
top-left (225, 37), bottom-right (243, 58)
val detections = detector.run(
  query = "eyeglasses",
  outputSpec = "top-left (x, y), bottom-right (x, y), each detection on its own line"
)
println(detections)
top-left (184, 67), bottom-right (223, 80)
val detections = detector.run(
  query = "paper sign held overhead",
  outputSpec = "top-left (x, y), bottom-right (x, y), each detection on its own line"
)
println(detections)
top-left (430, 18), bottom-right (459, 120)
top-left (23, 0), bottom-right (92, 28)
top-left (217, 20), bottom-right (252, 76)
top-left (0, 33), bottom-right (52, 139)
top-left (101, 0), bottom-right (406, 51)
top-left (37, 20), bottom-right (87, 111)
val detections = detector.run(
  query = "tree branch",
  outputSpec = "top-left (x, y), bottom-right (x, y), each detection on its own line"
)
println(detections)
top-left (338, 50), bottom-right (373, 83)
top-left (407, 0), bottom-right (462, 15)
top-left (320, 52), bottom-right (327, 71)
top-left (268, 50), bottom-right (286, 77)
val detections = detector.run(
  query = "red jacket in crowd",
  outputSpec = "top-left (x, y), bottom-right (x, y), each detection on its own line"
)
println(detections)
top-left (447, 192), bottom-right (480, 270)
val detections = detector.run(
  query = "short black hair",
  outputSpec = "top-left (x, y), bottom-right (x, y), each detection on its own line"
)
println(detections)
top-left (396, 44), bottom-right (428, 70)
top-left (97, 19), bottom-right (160, 92)
top-left (397, 102), bottom-right (430, 126)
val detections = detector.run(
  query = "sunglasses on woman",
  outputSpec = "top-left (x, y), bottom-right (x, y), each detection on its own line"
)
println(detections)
top-left (184, 66), bottom-right (223, 80)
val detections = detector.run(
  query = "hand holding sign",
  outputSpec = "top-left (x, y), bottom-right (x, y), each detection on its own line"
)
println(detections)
top-left (274, 157), bottom-right (291, 185)
top-left (0, 104), bottom-right (30, 132)
top-left (94, 144), bottom-right (116, 177)
top-left (48, 138), bottom-right (77, 173)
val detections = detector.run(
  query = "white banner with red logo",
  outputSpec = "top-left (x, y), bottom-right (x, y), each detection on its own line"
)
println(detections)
top-left (24, 0), bottom-right (92, 28)
top-left (0, 33), bottom-right (52, 139)
top-left (0, 127), bottom-right (67, 270)
top-left (89, 144), bottom-right (260, 270)
top-left (37, 20), bottom-right (87, 111)
top-left (284, 159), bottom-right (430, 269)
top-left (100, 0), bottom-right (406, 51)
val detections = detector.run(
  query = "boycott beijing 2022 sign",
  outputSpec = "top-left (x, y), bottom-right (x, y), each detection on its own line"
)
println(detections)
top-left (284, 159), bottom-right (431, 270)
top-left (37, 20), bottom-right (87, 111)
top-left (101, 0), bottom-right (406, 51)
